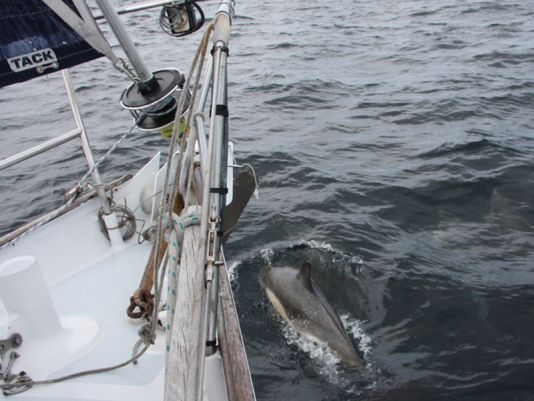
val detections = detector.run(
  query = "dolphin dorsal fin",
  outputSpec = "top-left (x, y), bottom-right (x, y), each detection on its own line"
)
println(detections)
top-left (297, 263), bottom-right (313, 291)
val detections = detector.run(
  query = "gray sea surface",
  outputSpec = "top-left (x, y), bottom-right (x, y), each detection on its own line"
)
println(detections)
top-left (1, 0), bottom-right (534, 400)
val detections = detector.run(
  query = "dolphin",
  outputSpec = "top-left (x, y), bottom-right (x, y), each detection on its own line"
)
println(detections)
top-left (261, 263), bottom-right (363, 367)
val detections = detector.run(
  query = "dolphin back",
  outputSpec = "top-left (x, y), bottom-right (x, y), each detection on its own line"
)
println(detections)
top-left (262, 263), bottom-right (363, 368)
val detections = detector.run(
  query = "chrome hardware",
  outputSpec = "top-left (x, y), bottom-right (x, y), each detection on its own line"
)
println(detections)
top-left (0, 351), bottom-right (20, 382)
top-left (0, 334), bottom-right (22, 357)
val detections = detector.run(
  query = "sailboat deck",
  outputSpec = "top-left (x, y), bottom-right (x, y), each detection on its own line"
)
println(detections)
top-left (0, 202), bottom-right (168, 399)
top-left (0, 152), bottom-right (253, 400)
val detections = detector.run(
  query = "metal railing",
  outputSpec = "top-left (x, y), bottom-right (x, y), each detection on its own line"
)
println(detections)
top-left (0, 127), bottom-right (82, 171)
top-left (0, 70), bottom-right (104, 183)
top-left (0, 69), bottom-right (119, 244)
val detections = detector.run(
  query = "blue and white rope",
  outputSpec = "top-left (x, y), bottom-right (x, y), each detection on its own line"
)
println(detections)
top-left (164, 205), bottom-right (201, 352)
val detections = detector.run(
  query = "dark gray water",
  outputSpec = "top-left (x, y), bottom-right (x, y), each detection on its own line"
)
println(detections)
top-left (1, 0), bottom-right (534, 400)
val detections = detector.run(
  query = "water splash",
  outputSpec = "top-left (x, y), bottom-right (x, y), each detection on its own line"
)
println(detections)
top-left (227, 260), bottom-right (241, 283)
top-left (341, 314), bottom-right (374, 362)
top-left (276, 311), bottom-right (375, 388)
top-left (260, 247), bottom-right (274, 264)
top-left (280, 322), bottom-right (345, 384)
top-left (296, 239), bottom-right (335, 252)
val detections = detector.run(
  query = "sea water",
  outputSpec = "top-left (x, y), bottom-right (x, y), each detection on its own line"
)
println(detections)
top-left (1, 0), bottom-right (533, 400)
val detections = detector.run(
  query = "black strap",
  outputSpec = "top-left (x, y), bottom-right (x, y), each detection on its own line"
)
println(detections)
top-left (210, 187), bottom-right (228, 194)
top-left (215, 104), bottom-right (229, 117)
top-left (211, 46), bottom-right (229, 55)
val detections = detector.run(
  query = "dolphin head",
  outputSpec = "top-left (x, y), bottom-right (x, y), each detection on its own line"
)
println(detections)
top-left (262, 263), bottom-right (363, 368)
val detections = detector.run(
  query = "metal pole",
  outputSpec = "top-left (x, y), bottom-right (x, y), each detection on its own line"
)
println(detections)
top-left (195, 57), bottom-right (213, 171)
top-left (195, 3), bottom-right (233, 399)
top-left (93, 0), bottom-right (176, 20)
top-left (195, 48), bottom-right (222, 401)
top-left (205, 47), bottom-right (228, 355)
top-left (203, 0), bottom-right (233, 355)
top-left (182, 57), bottom-right (212, 193)
top-left (62, 70), bottom-right (112, 215)
top-left (95, 0), bottom-right (152, 82)
top-left (0, 128), bottom-right (81, 171)
top-left (63, 70), bottom-right (124, 247)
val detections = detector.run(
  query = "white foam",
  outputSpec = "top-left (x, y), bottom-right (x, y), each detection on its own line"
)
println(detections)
top-left (295, 240), bottom-right (364, 267)
top-left (259, 247), bottom-right (274, 264)
top-left (281, 323), bottom-right (344, 383)
top-left (351, 255), bottom-right (364, 265)
top-left (279, 321), bottom-right (373, 393)
top-left (341, 314), bottom-right (373, 362)
top-left (296, 239), bottom-right (334, 252)
top-left (227, 260), bottom-right (241, 283)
